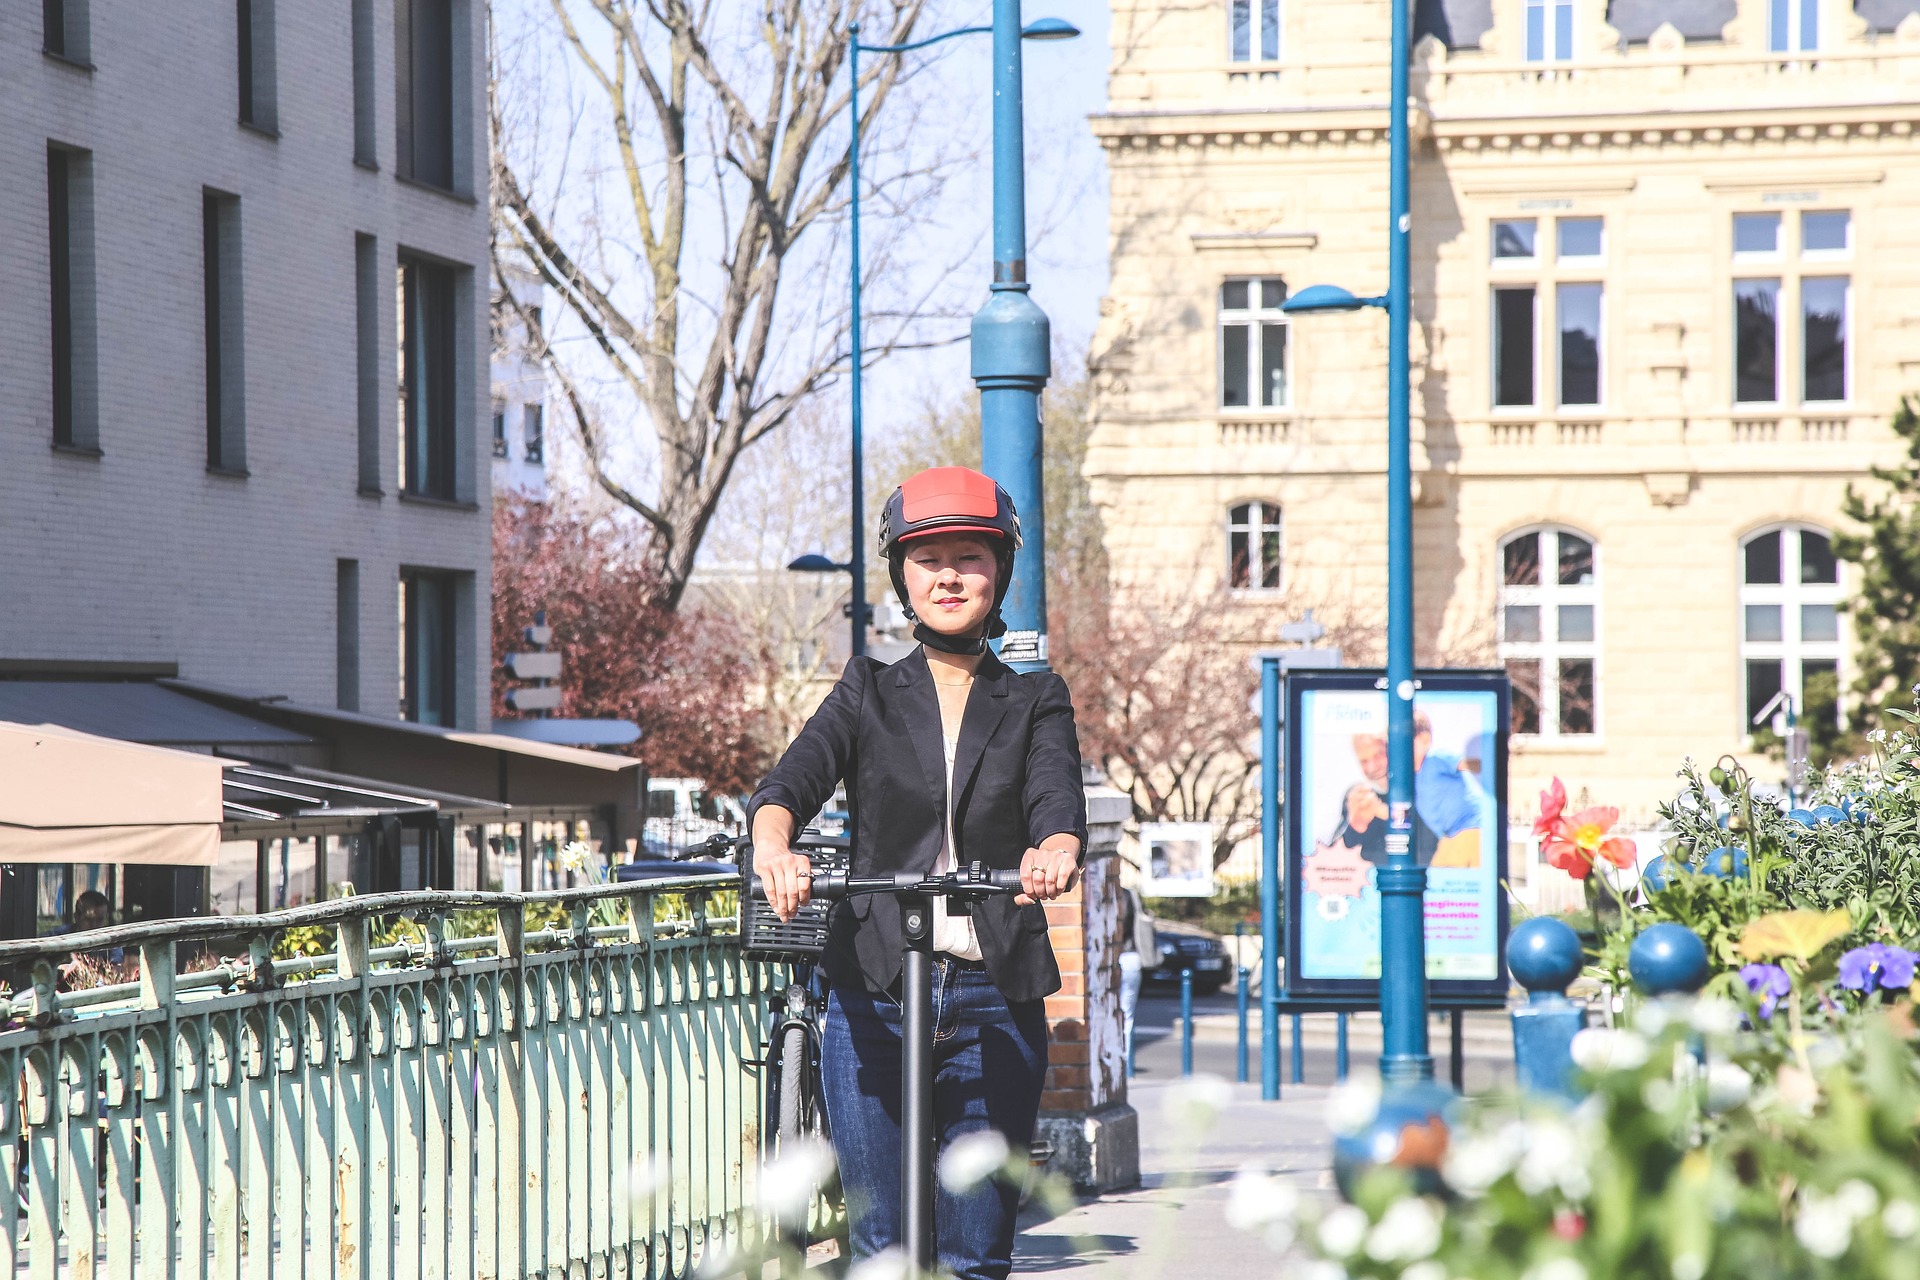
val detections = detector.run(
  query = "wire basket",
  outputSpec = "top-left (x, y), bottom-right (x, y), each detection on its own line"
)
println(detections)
top-left (742, 834), bottom-right (849, 960)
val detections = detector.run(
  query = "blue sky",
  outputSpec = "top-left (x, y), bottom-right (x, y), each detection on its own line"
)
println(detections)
top-left (857, 0), bottom-right (1114, 415)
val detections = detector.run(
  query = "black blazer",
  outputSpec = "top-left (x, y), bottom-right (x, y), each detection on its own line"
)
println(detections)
top-left (747, 647), bottom-right (1088, 1003)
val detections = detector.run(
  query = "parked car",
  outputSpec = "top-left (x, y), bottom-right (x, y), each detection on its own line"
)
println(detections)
top-left (1143, 916), bottom-right (1231, 994)
top-left (644, 777), bottom-right (747, 855)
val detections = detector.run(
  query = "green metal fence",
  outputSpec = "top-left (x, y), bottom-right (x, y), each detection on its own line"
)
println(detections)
top-left (0, 876), bottom-right (769, 1278)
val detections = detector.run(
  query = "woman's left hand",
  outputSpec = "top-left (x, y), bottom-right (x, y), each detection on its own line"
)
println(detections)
top-left (1017, 845), bottom-right (1079, 904)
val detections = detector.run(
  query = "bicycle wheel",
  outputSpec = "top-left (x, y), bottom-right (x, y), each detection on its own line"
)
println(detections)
top-left (777, 1022), bottom-right (808, 1145)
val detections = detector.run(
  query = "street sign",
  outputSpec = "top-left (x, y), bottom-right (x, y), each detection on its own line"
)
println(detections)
top-left (492, 718), bottom-right (640, 746)
top-left (505, 685), bottom-right (563, 713)
top-left (1277, 609), bottom-right (1328, 644)
top-left (1249, 647), bottom-right (1344, 673)
top-left (524, 624), bottom-right (554, 647)
top-left (505, 651), bottom-right (563, 681)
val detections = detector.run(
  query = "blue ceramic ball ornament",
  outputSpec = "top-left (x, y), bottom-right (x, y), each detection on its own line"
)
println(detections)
top-left (1628, 922), bottom-right (1710, 995)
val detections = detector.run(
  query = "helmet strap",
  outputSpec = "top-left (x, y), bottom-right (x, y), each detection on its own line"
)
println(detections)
top-left (914, 622), bottom-right (990, 657)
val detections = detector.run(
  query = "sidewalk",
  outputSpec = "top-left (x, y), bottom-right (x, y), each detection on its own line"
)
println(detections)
top-left (1013, 1078), bottom-right (1337, 1277)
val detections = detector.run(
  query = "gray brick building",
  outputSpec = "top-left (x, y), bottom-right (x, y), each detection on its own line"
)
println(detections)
top-left (1, 0), bottom-right (491, 728)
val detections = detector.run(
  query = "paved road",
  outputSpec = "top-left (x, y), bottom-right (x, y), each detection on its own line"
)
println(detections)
top-left (1007, 985), bottom-right (1520, 1277)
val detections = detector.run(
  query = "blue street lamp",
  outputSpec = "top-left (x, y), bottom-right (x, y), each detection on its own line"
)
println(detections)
top-left (1280, 0), bottom-right (1433, 1085)
top-left (798, 13), bottom-right (1079, 660)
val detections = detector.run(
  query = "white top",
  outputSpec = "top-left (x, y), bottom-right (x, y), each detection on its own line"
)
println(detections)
top-left (930, 733), bottom-right (983, 960)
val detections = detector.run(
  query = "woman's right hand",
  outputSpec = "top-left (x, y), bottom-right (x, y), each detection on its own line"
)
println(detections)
top-left (756, 846), bottom-right (813, 922)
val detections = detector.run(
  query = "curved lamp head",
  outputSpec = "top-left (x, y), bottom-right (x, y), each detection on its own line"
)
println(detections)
top-left (1281, 283), bottom-right (1387, 314)
top-left (787, 553), bottom-right (850, 573)
top-left (1021, 17), bottom-right (1082, 40)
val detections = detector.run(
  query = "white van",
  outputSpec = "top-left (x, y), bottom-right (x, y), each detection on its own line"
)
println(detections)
top-left (644, 778), bottom-right (747, 855)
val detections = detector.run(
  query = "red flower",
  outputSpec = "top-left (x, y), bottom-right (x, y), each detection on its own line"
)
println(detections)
top-left (1533, 777), bottom-right (1568, 839)
top-left (1553, 1208), bottom-right (1587, 1241)
top-left (1542, 803), bottom-right (1636, 881)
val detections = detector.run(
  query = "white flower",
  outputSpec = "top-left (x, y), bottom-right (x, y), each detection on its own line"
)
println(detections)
top-left (1641, 1078), bottom-right (1678, 1113)
top-left (1671, 1253), bottom-right (1706, 1280)
top-left (1160, 1072), bottom-right (1233, 1127)
top-left (628, 1152), bottom-right (670, 1205)
top-left (1523, 1259), bottom-right (1587, 1280)
top-left (1689, 998), bottom-right (1743, 1037)
top-left (1703, 1061), bottom-right (1753, 1113)
top-left (846, 1248), bottom-right (910, 1280)
top-left (1795, 1190), bottom-right (1856, 1260)
top-left (1295, 1262), bottom-right (1348, 1280)
top-left (1225, 1163), bottom-right (1300, 1233)
top-left (1514, 1117), bottom-right (1591, 1200)
top-left (1365, 1197), bottom-right (1443, 1262)
top-left (938, 1129), bottom-right (1012, 1193)
top-left (1442, 1128), bottom-right (1519, 1197)
top-left (1315, 1203), bottom-right (1370, 1258)
top-left (1882, 1199), bottom-right (1920, 1239)
top-left (1401, 1264), bottom-right (1448, 1280)
top-left (1636, 999), bottom-right (1674, 1037)
top-left (1570, 1027), bottom-right (1650, 1073)
top-left (1835, 1179), bottom-right (1880, 1220)
top-left (758, 1136), bottom-right (835, 1221)
top-left (1325, 1075), bottom-right (1383, 1137)
top-left (559, 840), bottom-right (593, 873)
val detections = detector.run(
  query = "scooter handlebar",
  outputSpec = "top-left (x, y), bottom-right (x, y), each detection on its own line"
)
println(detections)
top-left (749, 864), bottom-right (1027, 900)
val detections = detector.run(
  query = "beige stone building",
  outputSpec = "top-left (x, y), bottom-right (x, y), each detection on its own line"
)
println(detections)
top-left (1086, 0), bottom-right (1920, 822)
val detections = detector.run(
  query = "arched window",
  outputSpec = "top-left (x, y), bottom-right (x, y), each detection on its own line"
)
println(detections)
top-left (1228, 502), bottom-right (1283, 591)
top-left (1740, 525), bottom-right (1842, 732)
top-left (1498, 527), bottom-right (1598, 737)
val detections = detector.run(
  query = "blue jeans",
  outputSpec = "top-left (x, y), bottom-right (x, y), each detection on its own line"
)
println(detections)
top-left (820, 962), bottom-right (1049, 1280)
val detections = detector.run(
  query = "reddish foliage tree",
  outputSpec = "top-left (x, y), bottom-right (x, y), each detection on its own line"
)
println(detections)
top-left (492, 501), bottom-right (769, 793)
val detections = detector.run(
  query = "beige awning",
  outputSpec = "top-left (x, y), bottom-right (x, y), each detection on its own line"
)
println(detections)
top-left (0, 720), bottom-right (223, 865)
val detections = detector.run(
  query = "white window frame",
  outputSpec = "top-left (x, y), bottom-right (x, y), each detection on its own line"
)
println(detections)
top-left (1491, 284), bottom-right (1540, 410)
top-left (1801, 210), bottom-right (1852, 261)
top-left (1227, 501), bottom-right (1283, 593)
top-left (1732, 276), bottom-right (1783, 407)
top-left (1739, 524), bottom-right (1842, 736)
top-left (1228, 0), bottom-right (1282, 65)
top-left (1498, 526), bottom-right (1600, 739)
top-left (1770, 0), bottom-right (1818, 53)
top-left (1217, 278), bottom-right (1291, 410)
top-left (1524, 0), bottom-right (1575, 63)
top-left (1555, 281), bottom-right (1605, 410)
top-left (1800, 274), bottom-right (1851, 406)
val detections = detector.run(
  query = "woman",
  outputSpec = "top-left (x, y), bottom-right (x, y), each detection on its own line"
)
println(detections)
top-left (749, 466), bottom-right (1086, 1280)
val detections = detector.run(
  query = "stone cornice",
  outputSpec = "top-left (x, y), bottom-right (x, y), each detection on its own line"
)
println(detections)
top-left (1094, 101), bottom-right (1920, 154)
top-left (1189, 230), bottom-right (1320, 252)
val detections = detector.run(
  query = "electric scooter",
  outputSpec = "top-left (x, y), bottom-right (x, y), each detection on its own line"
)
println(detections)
top-left (753, 859), bottom-right (1028, 1275)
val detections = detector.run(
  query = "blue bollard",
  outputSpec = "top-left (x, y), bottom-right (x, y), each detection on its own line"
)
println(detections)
top-left (1180, 968), bottom-right (1194, 1077)
top-left (1508, 917), bottom-right (1589, 1099)
top-left (1290, 1014), bottom-right (1304, 1084)
top-left (1335, 1012), bottom-right (1349, 1081)
top-left (1236, 966), bottom-right (1250, 1083)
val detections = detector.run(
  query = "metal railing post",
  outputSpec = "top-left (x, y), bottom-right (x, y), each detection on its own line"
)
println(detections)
top-left (1290, 1014), bottom-right (1304, 1084)
top-left (1235, 965), bottom-right (1250, 1084)
top-left (1179, 968), bottom-right (1194, 1077)
top-left (1336, 1012), bottom-right (1350, 1081)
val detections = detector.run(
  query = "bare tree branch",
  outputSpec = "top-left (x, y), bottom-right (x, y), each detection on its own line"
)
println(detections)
top-left (495, 0), bottom-right (938, 606)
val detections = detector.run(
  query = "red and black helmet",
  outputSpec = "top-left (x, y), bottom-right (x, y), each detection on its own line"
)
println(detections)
top-left (877, 466), bottom-right (1022, 557)
top-left (878, 467), bottom-right (1022, 639)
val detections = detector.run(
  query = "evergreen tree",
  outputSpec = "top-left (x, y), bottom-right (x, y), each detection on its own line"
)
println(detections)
top-left (1833, 396), bottom-right (1920, 737)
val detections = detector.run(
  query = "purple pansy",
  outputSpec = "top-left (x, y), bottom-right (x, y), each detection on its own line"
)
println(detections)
top-left (1837, 944), bottom-right (1919, 992)
top-left (1739, 963), bottom-right (1793, 1017)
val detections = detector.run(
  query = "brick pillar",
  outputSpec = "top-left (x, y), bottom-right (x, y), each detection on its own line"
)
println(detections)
top-left (1032, 783), bottom-right (1137, 1191)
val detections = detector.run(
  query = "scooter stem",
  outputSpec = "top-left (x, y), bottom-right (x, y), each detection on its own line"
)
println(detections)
top-left (899, 890), bottom-right (936, 1275)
